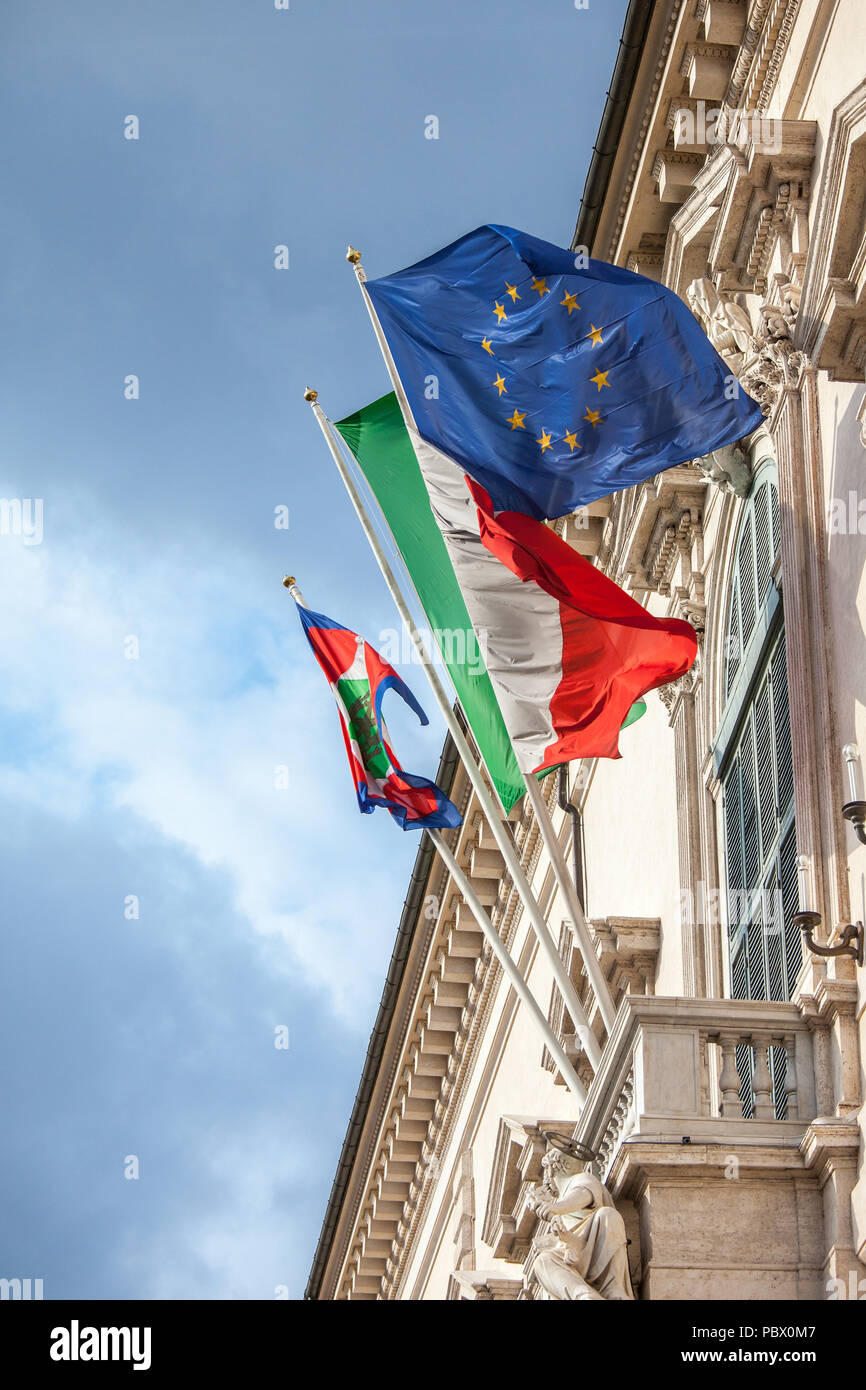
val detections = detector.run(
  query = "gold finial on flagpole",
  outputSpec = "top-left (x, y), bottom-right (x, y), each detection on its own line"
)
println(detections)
top-left (303, 387), bottom-right (318, 403)
top-left (282, 575), bottom-right (295, 588)
top-left (346, 245), bottom-right (362, 265)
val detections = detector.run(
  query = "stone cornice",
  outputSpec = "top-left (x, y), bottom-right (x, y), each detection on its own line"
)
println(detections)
top-left (726, 0), bottom-right (801, 114)
top-left (602, 0), bottom-right (690, 263)
top-left (799, 1118), bottom-right (861, 1183)
top-left (326, 761), bottom-right (489, 1299)
top-left (377, 779), bottom-right (558, 1298)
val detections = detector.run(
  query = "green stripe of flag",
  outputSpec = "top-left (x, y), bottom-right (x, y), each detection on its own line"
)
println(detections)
top-left (336, 392), bottom-right (526, 813)
top-left (336, 392), bottom-right (646, 809)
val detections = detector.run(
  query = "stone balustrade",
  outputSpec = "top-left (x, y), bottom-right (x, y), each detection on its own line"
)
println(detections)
top-left (573, 995), bottom-right (819, 1182)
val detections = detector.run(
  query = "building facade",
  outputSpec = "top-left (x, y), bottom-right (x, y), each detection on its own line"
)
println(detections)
top-left (307, 0), bottom-right (866, 1300)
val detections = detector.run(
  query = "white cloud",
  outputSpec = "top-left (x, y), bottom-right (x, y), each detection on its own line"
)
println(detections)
top-left (109, 1126), bottom-right (313, 1300)
top-left (0, 503), bottom-right (418, 1025)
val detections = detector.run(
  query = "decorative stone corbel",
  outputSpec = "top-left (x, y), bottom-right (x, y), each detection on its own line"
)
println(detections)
top-left (657, 648), bottom-right (703, 722)
top-left (696, 440), bottom-right (753, 496)
top-left (448, 1270), bottom-right (522, 1300)
top-left (739, 307), bottom-right (809, 416)
top-left (591, 917), bottom-right (661, 998)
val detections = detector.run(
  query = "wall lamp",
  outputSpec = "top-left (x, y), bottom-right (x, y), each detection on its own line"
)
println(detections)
top-left (842, 743), bottom-right (866, 846)
top-left (793, 745), bottom-right (865, 966)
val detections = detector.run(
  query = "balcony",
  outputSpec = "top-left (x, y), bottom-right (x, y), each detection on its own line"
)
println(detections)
top-left (575, 995), bottom-right (816, 1166)
top-left (545, 994), bottom-right (861, 1300)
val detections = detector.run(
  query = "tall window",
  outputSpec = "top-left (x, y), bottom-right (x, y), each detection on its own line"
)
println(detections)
top-left (717, 464), bottom-right (800, 1115)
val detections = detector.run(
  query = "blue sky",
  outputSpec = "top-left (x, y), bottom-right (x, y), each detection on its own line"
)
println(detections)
top-left (0, 0), bottom-right (627, 1299)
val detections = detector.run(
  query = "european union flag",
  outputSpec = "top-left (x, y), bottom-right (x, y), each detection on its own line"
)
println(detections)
top-left (365, 224), bottom-right (764, 520)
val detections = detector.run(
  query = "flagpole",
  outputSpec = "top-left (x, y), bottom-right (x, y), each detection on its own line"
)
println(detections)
top-left (522, 773), bottom-right (616, 1033)
top-left (306, 387), bottom-right (601, 1072)
top-left (281, 575), bottom-right (587, 1104)
top-left (427, 830), bottom-right (586, 1104)
top-left (343, 247), bottom-right (612, 1064)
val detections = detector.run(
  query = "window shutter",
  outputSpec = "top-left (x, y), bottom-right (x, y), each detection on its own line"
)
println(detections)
top-left (720, 471), bottom-right (798, 1124)
top-left (724, 753), bottom-right (743, 911)
top-left (741, 711), bottom-right (760, 893)
top-left (737, 511), bottom-right (758, 649)
top-left (720, 472), bottom-right (795, 1118)
top-left (754, 678), bottom-right (775, 857)
top-left (771, 633), bottom-right (793, 815)
top-left (770, 478), bottom-right (781, 559)
top-left (731, 938), bottom-right (748, 1000)
top-left (725, 575), bottom-right (742, 696)
top-left (780, 825), bottom-right (802, 993)
top-left (764, 865), bottom-right (786, 1002)
top-left (747, 913), bottom-right (767, 1000)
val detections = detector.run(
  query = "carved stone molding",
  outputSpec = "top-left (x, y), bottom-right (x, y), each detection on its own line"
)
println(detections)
top-left (593, 1070), bottom-right (636, 1183)
top-left (617, 467), bottom-right (708, 600)
top-left (797, 80), bottom-right (866, 380)
top-left (590, 917), bottom-right (662, 998)
top-left (375, 779), bottom-right (562, 1299)
top-left (722, 125), bottom-right (814, 291)
top-left (695, 440), bottom-right (753, 496)
top-left (687, 275), bottom-right (754, 369)
top-left (481, 1117), bottom-right (576, 1264)
top-left (447, 1271), bottom-right (522, 1300)
top-left (739, 319), bottom-right (809, 417)
top-left (652, 149), bottom-right (705, 204)
top-left (593, 0), bottom-right (689, 263)
top-left (799, 1119), bottom-right (865, 1288)
top-left (626, 231), bottom-right (668, 279)
top-left (680, 43), bottom-right (739, 102)
top-left (697, 0), bottom-right (748, 48)
top-left (726, 0), bottom-right (802, 116)
top-left (685, 270), bottom-right (811, 419)
top-left (658, 646), bottom-right (703, 719)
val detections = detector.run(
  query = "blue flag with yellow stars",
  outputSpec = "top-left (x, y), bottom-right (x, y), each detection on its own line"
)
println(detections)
top-left (365, 224), bottom-right (764, 520)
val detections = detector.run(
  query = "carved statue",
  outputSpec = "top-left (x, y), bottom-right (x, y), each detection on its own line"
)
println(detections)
top-left (698, 441), bottom-right (753, 497)
top-left (526, 1135), bottom-right (634, 1301)
top-left (780, 281), bottom-right (801, 332)
top-left (685, 268), bottom-right (808, 419)
top-left (686, 277), bottom-right (754, 361)
top-left (758, 301), bottom-right (791, 342)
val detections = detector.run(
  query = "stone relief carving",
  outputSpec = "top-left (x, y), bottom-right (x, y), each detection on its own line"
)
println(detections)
top-left (738, 305), bottom-right (807, 417)
top-left (687, 276), bottom-right (754, 367)
top-left (525, 1135), bottom-right (634, 1301)
top-left (698, 442), bottom-right (752, 497)
top-left (658, 648), bottom-right (702, 715)
top-left (687, 275), bottom-right (809, 423)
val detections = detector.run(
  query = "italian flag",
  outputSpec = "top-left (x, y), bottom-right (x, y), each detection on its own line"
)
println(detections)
top-left (336, 392), bottom-right (696, 801)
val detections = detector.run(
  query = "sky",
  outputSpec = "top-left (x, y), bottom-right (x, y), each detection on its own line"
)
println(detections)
top-left (0, 0), bottom-right (628, 1299)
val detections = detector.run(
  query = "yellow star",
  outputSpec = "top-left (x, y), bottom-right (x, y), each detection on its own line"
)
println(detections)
top-left (590, 369), bottom-right (611, 391)
top-left (563, 429), bottom-right (581, 452)
top-left (584, 407), bottom-right (602, 428)
top-left (536, 428), bottom-right (553, 452)
top-left (560, 290), bottom-right (580, 315)
top-left (507, 408), bottom-right (526, 430)
top-left (586, 323), bottom-right (604, 346)
top-left (482, 337), bottom-right (494, 354)
top-left (505, 282), bottom-right (521, 302)
top-left (494, 301), bottom-right (508, 323)
top-left (531, 277), bottom-right (550, 297)
top-left (493, 373), bottom-right (507, 397)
